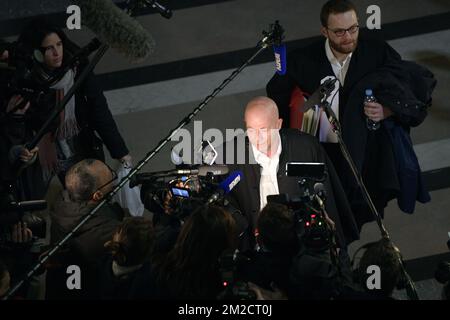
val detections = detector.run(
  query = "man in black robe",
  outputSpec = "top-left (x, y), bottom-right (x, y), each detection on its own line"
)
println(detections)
top-left (266, 0), bottom-right (405, 228)
top-left (221, 96), bottom-right (359, 251)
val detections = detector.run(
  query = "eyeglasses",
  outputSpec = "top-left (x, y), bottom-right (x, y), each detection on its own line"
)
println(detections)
top-left (327, 24), bottom-right (359, 37)
top-left (90, 164), bottom-right (118, 199)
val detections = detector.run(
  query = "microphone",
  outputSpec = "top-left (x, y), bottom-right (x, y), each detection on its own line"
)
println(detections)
top-left (207, 171), bottom-right (243, 204)
top-left (270, 20), bottom-right (286, 75)
top-left (314, 182), bottom-right (327, 199)
top-left (129, 165), bottom-right (230, 187)
top-left (139, 0), bottom-right (173, 19)
top-left (5, 200), bottom-right (47, 213)
top-left (174, 165), bottom-right (229, 177)
top-left (73, 0), bottom-right (155, 62)
top-left (313, 182), bottom-right (327, 209)
top-left (301, 77), bottom-right (338, 112)
top-left (273, 43), bottom-right (286, 75)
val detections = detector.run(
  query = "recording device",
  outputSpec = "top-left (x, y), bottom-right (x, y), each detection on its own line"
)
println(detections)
top-left (207, 171), bottom-right (242, 204)
top-left (73, 0), bottom-right (155, 62)
top-left (302, 77), bottom-right (339, 113)
top-left (130, 165), bottom-right (229, 187)
top-left (286, 162), bottom-right (326, 180)
top-left (217, 249), bottom-right (257, 300)
top-left (268, 162), bottom-right (333, 252)
top-left (0, 40), bottom-right (50, 104)
top-left (0, 185), bottom-right (47, 244)
top-left (170, 186), bottom-right (190, 198)
top-left (137, 165), bottom-right (236, 222)
top-left (127, 0), bottom-right (173, 19)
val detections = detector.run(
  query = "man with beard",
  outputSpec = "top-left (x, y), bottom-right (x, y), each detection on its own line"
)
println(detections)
top-left (266, 0), bottom-right (404, 229)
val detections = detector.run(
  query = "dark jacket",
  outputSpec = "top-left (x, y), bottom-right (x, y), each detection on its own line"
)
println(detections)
top-left (221, 129), bottom-right (360, 249)
top-left (266, 34), bottom-right (402, 126)
top-left (344, 60), bottom-right (435, 214)
top-left (98, 257), bottom-right (158, 299)
top-left (50, 200), bottom-right (123, 265)
top-left (46, 200), bottom-right (123, 299)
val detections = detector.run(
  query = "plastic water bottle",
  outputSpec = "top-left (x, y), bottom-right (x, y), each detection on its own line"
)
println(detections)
top-left (365, 89), bottom-right (380, 131)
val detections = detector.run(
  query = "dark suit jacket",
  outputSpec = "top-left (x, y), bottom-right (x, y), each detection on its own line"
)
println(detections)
top-left (266, 34), bottom-right (401, 128)
top-left (220, 129), bottom-right (359, 249)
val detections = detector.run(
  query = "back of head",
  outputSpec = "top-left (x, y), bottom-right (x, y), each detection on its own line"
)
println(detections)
top-left (258, 202), bottom-right (298, 254)
top-left (174, 205), bottom-right (237, 269)
top-left (357, 238), bottom-right (402, 297)
top-left (66, 159), bottom-right (114, 203)
top-left (161, 205), bottom-right (237, 298)
top-left (105, 217), bottom-right (154, 267)
top-left (320, 0), bottom-right (357, 27)
top-left (65, 159), bottom-right (98, 202)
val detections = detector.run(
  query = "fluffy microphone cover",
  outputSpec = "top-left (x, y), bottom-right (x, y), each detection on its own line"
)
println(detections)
top-left (74, 0), bottom-right (155, 62)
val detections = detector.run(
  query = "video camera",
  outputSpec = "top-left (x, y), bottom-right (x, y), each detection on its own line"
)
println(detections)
top-left (0, 37), bottom-right (90, 116)
top-left (267, 162), bottom-right (334, 253)
top-left (217, 249), bottom-right (257, 300)
top-left (133, 164), bottom-right (239, 223)
top-left (0, 40), bottom-right (52, 101)
top-left (0, 183), bottom-right (47, 246)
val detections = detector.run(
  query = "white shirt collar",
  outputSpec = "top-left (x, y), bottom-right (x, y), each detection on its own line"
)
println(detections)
top-left (250, 130), bottom-right (282, 167)
top-left (325, 38), bottom-right (353, 68)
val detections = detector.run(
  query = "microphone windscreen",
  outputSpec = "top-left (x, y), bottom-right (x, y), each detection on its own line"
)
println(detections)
top-left (73, 0), bottom-right (155, 62)
top-left (313, 182), bottom-right (326, 194)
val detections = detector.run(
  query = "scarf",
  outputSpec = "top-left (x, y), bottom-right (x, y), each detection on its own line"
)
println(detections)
top-left (37, 68), bottom-right (80, 182)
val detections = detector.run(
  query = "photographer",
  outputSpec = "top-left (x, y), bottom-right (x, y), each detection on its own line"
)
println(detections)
top-left (237, 202), bottom-right (298, 296)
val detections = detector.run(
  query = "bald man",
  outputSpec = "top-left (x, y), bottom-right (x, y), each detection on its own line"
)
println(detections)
top-left (65, 158), bottom-right (116, 203)
top-left (48, 159), bottom-right (123, 298)
top-left (223, 97), bottom-right (359, 250)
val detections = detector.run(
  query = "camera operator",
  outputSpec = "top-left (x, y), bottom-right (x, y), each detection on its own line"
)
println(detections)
top-left (236, 202), bottom-right (298, 296)
top-left (46, 159), bottom-right (123, 299)
top-left (153, 205), bottom-right (238, 299)
top-left (3, 18), bottom-right (131, 193)
top-left (144, 176), bottom-right (203, 255)
top-left (141, 170), bottom-right (247, 257)
top-left (354, 238), bottom-right (404, 299)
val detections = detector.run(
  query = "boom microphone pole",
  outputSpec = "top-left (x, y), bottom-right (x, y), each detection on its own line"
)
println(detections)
top-left (319, 84), bottom-right (419, 300)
